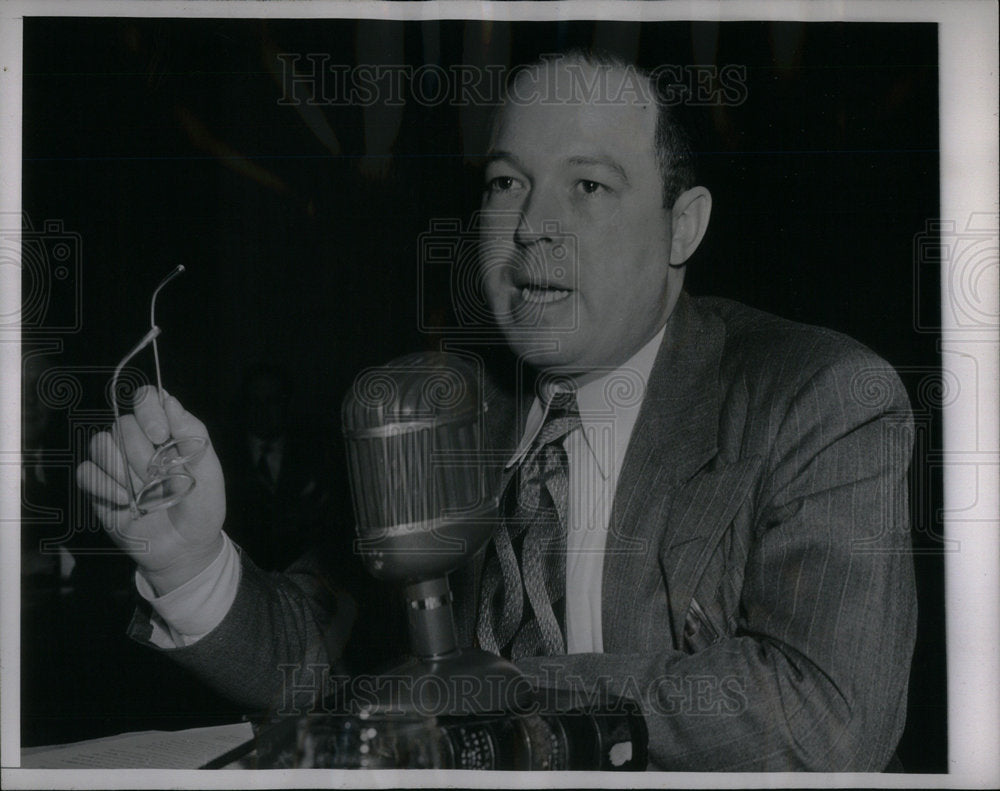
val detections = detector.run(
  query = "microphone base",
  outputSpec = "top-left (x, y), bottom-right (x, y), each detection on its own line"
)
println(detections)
top-left (355, 648), bottom-right (534, 717)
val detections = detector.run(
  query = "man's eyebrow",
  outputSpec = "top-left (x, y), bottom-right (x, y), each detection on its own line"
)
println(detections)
top-left (566, 155), bottom-right (629, 184)
top-left (485, 150), bottom-right (523, 170)
top-left (484, 151), bottom-right (630, 185)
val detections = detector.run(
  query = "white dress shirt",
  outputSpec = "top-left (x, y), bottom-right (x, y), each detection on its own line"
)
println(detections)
top-left (140, 328), bottom-right (665, 652)
top-left (504, 326), bottom-right (664, 653)
top-left (137, 532), bottom-right (242, 648)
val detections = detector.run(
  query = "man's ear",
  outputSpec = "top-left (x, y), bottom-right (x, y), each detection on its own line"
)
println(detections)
top-left (668, 186), bottom-right (712, 267)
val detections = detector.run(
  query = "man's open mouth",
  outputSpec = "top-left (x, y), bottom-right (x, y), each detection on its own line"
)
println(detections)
top-left (519, 284), bottom-right (572, 304)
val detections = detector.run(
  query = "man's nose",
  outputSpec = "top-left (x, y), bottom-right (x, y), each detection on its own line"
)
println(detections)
top-left (513, 187), bottom-right (560, 247)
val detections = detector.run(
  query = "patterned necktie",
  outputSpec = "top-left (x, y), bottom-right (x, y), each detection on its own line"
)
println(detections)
top-left (476, 390), bottom-right (580, 659)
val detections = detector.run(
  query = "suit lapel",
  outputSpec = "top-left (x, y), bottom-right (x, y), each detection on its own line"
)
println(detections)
top-left (602, 292), bottom-right (727, 652)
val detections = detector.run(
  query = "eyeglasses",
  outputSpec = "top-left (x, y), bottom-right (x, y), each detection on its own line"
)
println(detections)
top-left (111, 265), bottom-right (207, 518)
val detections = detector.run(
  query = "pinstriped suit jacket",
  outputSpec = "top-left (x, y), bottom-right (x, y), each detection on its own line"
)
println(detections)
top-left (130, 292), bottom-right (917, 771)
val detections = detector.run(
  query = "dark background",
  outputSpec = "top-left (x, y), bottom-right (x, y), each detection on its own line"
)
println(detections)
top-left (19, 17), bottom-right (945, 770)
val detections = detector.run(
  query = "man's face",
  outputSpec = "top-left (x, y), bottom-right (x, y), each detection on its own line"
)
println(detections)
top-left (479, 61), bottom-right (683, 374)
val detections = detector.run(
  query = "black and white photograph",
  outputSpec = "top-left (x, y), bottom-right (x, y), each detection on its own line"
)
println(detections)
top-left (1, 1), bottom-right (997, 787)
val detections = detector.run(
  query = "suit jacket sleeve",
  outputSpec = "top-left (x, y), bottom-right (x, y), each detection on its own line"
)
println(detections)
top-left (128, 545), bottom-right (357, 715)
top-left (516, 347), bottom-right (917, 771)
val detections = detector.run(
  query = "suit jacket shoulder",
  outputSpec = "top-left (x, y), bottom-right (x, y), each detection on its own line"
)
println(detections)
top-left (697, 295), bottom-right (908, 406)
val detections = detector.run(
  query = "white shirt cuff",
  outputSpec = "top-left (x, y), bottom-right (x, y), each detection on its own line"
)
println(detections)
top-left (134, 533), bottom-right (242, 649)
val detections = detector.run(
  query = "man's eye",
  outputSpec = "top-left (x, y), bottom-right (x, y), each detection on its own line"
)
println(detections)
top-left (485, 176), bottom-right (517, 193)
top-left (577, 179), bottom-right (606, 195)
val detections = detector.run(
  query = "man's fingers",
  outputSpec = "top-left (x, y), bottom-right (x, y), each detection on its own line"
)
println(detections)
top-left (132, 385), bottom-right (170, 445)
top-left (163, 393), bottom-right (208, 440)
top-left (163, 394), bottom-right (213, 464)
top-left (75, 462), bottom-right (148, 554)
top-left (88, 430), bottom-right (129, 487)
top-left (116, 413), bottom-right (156, 482)
top-left (76, 459), bottom-right (130, 507)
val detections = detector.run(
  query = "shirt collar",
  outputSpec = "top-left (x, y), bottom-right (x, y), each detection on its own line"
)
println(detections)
top-left (505, 325), bottom-right (666, 475)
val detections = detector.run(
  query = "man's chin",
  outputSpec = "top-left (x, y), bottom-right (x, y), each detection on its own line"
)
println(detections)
top-left (501, 333), bottom-right (585, 372)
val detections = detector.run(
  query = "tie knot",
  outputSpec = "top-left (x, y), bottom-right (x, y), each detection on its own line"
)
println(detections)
top-left (546, 388), bottom-right (577, 415)
top-left (535, 389), bottom-right (580, 449)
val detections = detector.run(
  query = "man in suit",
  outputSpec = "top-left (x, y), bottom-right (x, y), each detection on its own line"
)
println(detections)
top-left (77, 50), bottom-right (916, 770)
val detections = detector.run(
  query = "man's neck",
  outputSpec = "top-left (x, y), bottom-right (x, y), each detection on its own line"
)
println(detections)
top-left (536, 322), bottom-right (669, 390)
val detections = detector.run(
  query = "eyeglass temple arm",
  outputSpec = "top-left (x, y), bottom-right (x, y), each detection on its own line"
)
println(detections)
top-left (111, 326), bottom-right (163, 511)
top-left (150, 265), bottom-right (185, 406)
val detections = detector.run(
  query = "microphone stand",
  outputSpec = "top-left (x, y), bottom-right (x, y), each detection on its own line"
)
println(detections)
top-left (359, 503), bottom-right (532, 717)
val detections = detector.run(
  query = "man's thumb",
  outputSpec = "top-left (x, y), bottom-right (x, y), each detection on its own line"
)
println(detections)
top-left (163, 393), bottom-right (208, 439)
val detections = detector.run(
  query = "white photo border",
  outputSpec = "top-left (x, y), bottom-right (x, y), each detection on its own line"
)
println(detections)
top-left (1, 1), bottom-right (996, 788)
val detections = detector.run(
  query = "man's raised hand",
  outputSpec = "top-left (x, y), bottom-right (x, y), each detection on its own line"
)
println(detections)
top-left (76, 386), bottom-right (226, 595)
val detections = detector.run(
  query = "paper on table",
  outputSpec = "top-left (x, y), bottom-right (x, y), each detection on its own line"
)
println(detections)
top-left (20, 721), bottom-right (254, 769)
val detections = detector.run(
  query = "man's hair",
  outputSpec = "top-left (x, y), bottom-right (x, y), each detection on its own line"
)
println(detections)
top-left (503, 48), bottom-right (697, 208)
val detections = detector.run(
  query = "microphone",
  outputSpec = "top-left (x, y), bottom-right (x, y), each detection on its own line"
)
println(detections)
top-left (341, 351), bottom-right (496, 584)
top-left (340, 351), bottom-right (524, 713)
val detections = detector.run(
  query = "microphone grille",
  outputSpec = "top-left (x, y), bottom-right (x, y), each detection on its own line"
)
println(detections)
top-left (342, 351), bottom-right (479, 432)
top-left (341, 352), bottom-right (488, 531)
